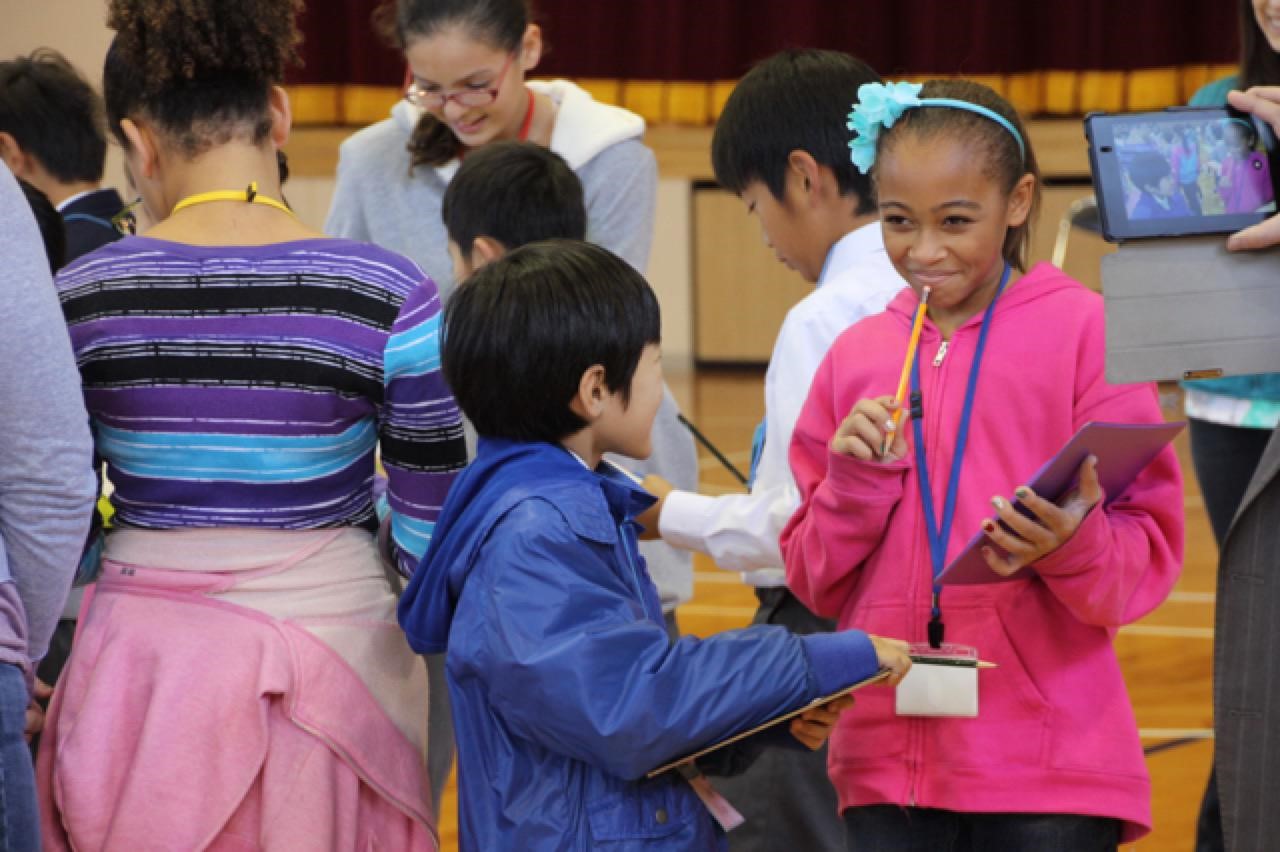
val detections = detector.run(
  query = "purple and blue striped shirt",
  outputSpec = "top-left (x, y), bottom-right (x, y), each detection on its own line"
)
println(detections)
top-left (57, 236), bottom-right (466, 576)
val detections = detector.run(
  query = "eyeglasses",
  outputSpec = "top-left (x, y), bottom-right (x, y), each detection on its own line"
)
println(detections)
top-left (404, 53), bottom-right (516, 111)
top-left (111, 196), bottom-right (142, 236)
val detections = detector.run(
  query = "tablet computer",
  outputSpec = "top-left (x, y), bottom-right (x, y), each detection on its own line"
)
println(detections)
top-left (936, 421), bottom-right (1185, 586)
top-left (1085, 107), bottom-right (1280, 242)
top-left (645, 669), bottom-right (891, 778)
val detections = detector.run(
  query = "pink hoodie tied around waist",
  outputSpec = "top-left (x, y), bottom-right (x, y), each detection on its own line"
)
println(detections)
top-left (782, 263), bottom-right (1183, 842)
top-left (37, 528), bottom-right (436, 851)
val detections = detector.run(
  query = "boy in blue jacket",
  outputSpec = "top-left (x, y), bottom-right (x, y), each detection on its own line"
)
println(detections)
top-left (398, 236), bottom-right (911, 850)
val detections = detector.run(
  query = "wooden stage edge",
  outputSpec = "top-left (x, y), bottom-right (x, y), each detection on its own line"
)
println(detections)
top-left (285, 119), bottom-right (1094, 184)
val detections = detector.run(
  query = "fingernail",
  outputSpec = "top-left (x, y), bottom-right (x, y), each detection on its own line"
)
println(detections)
top-left (1014, 486), bottom-right (1030, 499)
top-left (982, 520), bottom-right (996, 533)
top-left (884, 419), bottom-right (896, 432)
top-left (991, 496), bottom-right (1004, 509)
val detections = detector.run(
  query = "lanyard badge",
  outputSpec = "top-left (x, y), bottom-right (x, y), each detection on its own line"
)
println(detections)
top-left (910, 264), bottom-right (1011, 649)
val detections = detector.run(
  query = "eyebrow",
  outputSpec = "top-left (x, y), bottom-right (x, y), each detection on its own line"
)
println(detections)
top-left (880, 200), bottom-right (983, 212)
top-left (413, 68), bottom-right (496, 87)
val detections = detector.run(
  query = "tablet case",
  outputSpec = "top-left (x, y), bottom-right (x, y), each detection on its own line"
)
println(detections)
top-left (1102, 237), bottom-right (1280, 384)
top-left (936, 420), bottom-right (1185, 586)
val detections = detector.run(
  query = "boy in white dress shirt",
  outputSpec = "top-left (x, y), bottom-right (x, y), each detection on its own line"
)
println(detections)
top-left (637, 49), bottom-right (905, 851)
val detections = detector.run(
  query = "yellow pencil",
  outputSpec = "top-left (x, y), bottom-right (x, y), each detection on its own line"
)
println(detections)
top-left (881, 286), bottom-right (931, 456)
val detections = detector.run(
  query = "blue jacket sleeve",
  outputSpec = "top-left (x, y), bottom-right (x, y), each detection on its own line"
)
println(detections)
top-left (453, 500), bottom-right (878, 780)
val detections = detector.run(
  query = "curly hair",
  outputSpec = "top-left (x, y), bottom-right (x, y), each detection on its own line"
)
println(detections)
top-left (104, 0), bottom-right (303, 155)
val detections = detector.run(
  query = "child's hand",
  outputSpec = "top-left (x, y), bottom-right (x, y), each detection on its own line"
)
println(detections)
top-left (25, 678), bottom-right (53, 743)
top-left (789, 694), bottom-right (854, 750)
top-left (871, 635), bottom-right (912, 685)
top-left (830, 397), bottom-right (908, 462)
top-left (980, 455), bottom-right (1104, 576)
top-left (635, 474), bottom-right (673, 541)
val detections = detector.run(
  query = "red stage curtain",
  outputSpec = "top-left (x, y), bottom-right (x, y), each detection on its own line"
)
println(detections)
top-left (285, 1), bottom-right (1240, 123)
top-left (291, 0), bottom-right (1238, 85)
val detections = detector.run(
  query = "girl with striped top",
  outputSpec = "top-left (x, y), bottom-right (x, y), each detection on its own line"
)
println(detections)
top-left (35, 1), bottom-right (465, 848)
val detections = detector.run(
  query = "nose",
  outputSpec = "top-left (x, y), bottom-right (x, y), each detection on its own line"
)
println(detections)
top-left (757, 221), bottom-right (773, 250)
top-left (442, 98), bottom-right (468, 122)
top-left (907, 228), bottom-right (946, 265)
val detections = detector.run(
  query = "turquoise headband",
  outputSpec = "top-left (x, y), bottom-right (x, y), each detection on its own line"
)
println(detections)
top-left (847, 81), bottom-right (1027, 174)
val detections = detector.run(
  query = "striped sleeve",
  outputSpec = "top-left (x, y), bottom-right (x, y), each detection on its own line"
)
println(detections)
top-left (381, 278), bottom-right (467, 575)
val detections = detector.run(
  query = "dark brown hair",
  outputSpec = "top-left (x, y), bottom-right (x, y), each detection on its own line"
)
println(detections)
top-left (875, 79), bottom-right (1041, 271)
top-left (103, 0), bottom-right (303, 156)
top-left (1239, 0), bottom-right (1280, 89)
top-left (374, 0), bottom-right (531, 170)
top-left (0, 49), bottom-right (108, 183)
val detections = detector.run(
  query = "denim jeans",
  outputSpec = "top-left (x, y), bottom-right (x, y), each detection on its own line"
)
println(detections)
top-left (845, 806), bottom-right (1121, 852)
top-left (0, 664), bottom-right (38, 850)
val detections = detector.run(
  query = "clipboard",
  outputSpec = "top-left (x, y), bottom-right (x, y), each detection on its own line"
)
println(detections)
top-left (645, 669), bottom-right (891, 778)
top-left (936, 420), bottom-right (1185, 586)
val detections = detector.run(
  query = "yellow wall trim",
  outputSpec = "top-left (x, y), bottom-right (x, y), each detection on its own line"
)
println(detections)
top-left (285, 66), bottom-right (1239, 127)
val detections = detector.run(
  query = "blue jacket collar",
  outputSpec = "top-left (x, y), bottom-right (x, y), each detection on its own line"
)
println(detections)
top-left (397, 437), bottom-right (655, 654)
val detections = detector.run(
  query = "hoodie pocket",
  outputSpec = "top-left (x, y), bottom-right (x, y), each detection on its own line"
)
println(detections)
top-left (924, 604), bottom-right (1050, 769)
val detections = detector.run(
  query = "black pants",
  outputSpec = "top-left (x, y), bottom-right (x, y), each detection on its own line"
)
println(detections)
top-left (716, 587), bottom-right (842, 851)
top-left (845, 806), bottom-right (1120, 852)
top-left (1189, 417), bottom-right (1275, 852)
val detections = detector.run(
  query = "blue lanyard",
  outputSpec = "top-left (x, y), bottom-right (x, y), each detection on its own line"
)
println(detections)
top-left (911, 264), bottom-right (1011, 648)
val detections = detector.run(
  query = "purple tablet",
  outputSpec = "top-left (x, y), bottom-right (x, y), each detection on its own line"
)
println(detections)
top-left (936, 420), bottom-right (1186, 586)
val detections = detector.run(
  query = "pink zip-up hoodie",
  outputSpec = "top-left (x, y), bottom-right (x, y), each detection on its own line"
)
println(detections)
top-left (782, 263), bottom-right (1183, 842)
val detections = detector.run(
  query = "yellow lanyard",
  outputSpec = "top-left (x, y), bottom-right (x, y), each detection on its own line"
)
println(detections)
top-left (170, 181), bottom-right (293, 217)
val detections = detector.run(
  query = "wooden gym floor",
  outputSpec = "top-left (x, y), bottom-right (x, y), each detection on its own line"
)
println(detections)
top-left (434, 368), bottom-right (1215, 852)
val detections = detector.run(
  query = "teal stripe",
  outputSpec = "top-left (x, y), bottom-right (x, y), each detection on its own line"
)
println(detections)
top-left (392, 511), bottom-right (436, 562)
top-left (385, 313), bottom-right (442, 381)
top-left (96, 420), bottom-right (377, 483)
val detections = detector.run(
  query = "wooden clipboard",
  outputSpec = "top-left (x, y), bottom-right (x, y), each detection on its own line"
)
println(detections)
top-left (645, 669), bottom-right (892, 778)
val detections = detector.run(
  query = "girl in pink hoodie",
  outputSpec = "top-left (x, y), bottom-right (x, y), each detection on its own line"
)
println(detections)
top-left (784, 79), bottom-right (1183, 850)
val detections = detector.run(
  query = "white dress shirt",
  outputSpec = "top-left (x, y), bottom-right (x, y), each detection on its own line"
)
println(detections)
top-left (658, 222), bottom-right (905, 586)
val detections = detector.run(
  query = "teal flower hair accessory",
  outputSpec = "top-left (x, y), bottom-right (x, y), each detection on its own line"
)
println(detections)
top-left (847, 81), bottom-right (923, 174)
top-left (846, 81), bottom-right (1028, 174)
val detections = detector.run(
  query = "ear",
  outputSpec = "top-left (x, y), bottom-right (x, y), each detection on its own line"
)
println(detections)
top-left (119, 119), bottom-right (159, 181)
top-left (1005, 172), bottom-right (1037, 228)
top-left (519, 24), bottom-right (543, 71)
top-left (267, 85), bottom-right (293, 150)
top-left (568, 364), bottom-right (609, 422)
top-left (785, 149), bottom-right (823, 203)
top-left (0, 133), bottom-right (33, 180)
top-left (469, 236), bottom-right (506, 270)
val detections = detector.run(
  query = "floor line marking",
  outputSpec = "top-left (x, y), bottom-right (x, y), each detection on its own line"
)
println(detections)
top-left (1139, 728), bottom-right (1213, 740)
top-left (1121, 624), bottom-right (1214, 639)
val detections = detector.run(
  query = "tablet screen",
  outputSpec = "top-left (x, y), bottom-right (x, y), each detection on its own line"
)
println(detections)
top-left (1087, 109), bottom-right (1279, 240)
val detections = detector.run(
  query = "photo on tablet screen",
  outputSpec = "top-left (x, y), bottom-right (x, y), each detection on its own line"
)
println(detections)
top-left (1085, 108), bottom-right (1280, 241)
top-left (1114, 118), bottom-right (1274, 220)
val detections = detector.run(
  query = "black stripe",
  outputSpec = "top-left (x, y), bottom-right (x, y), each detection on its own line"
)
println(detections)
top-left (79, 345), bottom-right (384, 400)
top-left (61, 275), bottom-right (402, 328)
top-left (381, 431), bottom-right (469, 473)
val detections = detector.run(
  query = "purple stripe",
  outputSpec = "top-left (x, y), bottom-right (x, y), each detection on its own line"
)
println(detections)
top-left (108, 464), bottom-right (375, 515)
top-left (87, 387), bottom-right (372, 435)
top-left (77, 314), bottom-right (391, 353)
